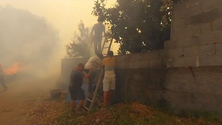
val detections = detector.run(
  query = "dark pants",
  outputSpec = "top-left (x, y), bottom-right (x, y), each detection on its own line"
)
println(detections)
top-left (94, 41), bottom-right (102, 54)
top-left (85, 69), bottom-right (96, 92)
top-left (69, 87), bottom-right (85, 101)
top-left (0, 75), bottom-right (6, 88)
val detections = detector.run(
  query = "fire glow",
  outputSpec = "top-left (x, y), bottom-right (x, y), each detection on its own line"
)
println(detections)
top-left (4, 63), bottom-right (20, 75)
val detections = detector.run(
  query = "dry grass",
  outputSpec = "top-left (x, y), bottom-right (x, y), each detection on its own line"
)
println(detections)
top-left (24, 98), bottom-right (222, 125)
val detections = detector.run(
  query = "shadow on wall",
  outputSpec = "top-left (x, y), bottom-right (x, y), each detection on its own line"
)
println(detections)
top-left (115, 68), bottom-right (167, 108)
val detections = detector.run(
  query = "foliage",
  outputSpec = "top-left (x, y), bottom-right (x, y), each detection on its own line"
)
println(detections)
top-left (66, 20), bottom-right (92, 58)
top-left (92, 0), bottom-right (184, 54)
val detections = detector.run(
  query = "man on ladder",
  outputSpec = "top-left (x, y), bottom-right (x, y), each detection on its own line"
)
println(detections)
top-left (91, 18), bottom-right (105, 54)
top-left (84, 53), bottom-right (104, 93)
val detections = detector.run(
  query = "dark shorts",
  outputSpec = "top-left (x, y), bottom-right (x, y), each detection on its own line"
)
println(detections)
top-left (69, 87), bottom-right (85, 101)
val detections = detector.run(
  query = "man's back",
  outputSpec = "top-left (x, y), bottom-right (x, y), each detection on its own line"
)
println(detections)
top-left (102, 57), bottom-right (116, 77)
top-left (85, 55), bottom-right (102, 70)
top-left (92, 22), bottom-right (105, 39)
top-left (69, 69), bottom-right (83, 88)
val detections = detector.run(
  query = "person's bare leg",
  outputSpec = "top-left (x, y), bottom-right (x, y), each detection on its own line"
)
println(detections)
top-left (107, 90), bottom-right (112, 104)
top-left (103, 91), bottom-right (108, 107)
top-left (70, 100), bottom-right (75, 112)
top-left (78, 100), bottom-right (84, 109)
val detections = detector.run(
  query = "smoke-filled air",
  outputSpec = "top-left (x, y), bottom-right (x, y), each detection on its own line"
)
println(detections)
top-left (0, 6), bottom-right (61, 80)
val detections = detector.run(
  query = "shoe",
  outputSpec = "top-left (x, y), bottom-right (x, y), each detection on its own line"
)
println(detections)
top-left (75, 108), bottom-right (85, 114)
top-left (100, 107), bottom-right (107, 110)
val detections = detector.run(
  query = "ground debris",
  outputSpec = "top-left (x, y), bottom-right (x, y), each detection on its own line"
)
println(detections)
top-left (25, 96), bottom-right (66, 125)
top-left (23, 97), bottom-right (222, 125)
top-left (2, 107), bottom-right (13, 112)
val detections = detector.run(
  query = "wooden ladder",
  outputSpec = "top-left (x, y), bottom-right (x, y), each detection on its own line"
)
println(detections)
top-left (83, 68), bottom-right (104, 111)
top-left (101, 37), bottom-right (114, 56)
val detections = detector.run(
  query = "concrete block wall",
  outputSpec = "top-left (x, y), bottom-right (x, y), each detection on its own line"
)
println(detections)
top-left (60, 50), bottom-right (165, 79)
top-left (116, 50), bottom-right (165, 69)
top-left (165, 0), bottom-right (222, 67)
top-left (165, 66), bottom-right (222, 113)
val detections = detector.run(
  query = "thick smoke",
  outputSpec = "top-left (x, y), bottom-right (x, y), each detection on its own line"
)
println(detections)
top-left (0, 5), bottom-right (61, 79)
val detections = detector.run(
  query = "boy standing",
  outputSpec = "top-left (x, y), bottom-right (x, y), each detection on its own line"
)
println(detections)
top-left (69, 63), bottom-right (92, 113)
top-left (102, 51), bottom-right (116, 108)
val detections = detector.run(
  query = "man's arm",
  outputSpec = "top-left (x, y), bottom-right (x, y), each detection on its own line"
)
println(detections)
top-left (83, 69), bottom-right (93, 79)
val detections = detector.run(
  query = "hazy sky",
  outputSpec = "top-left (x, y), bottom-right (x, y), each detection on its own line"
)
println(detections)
top-left (0, 0), bottom-right (119, 56)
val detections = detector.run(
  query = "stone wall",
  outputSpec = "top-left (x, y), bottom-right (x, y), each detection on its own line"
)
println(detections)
top-left (165, 0), bottom-right (222, 67)
top-left (165, 67), bottom-right (222, 113)
top-left (163, 0), bottom-right (222, 114)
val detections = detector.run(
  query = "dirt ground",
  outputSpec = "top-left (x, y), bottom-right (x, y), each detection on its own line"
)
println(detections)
top-left (1, 76), bottom-right (222, 125)
top-left (0, 76), bottom-right (57, 125)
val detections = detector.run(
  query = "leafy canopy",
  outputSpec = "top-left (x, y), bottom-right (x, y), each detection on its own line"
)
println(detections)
top-left (66, 21), bottom-right (92, 58)
top-left (92, 0), bottom-right (183, 54)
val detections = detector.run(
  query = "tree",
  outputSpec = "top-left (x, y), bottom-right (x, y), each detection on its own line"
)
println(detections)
top-left (92, 0), bottom-right (183, 54)
top-left (66, 21), bottom-right (92, 58)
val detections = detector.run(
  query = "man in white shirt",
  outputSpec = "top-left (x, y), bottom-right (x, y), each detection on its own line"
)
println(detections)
top-left (84, 53), bottom-right (104, 92)
top-left (0, 64), bottom-right (7, 91)
top-left (91, 18), bottom-right (105, 54)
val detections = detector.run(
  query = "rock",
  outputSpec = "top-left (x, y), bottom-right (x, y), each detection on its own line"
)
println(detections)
top-left (96, 119), bottom-right (100, 123)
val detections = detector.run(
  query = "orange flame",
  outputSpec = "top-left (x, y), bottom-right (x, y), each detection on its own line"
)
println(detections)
top-left (4, 63), bottom-right (20, 75)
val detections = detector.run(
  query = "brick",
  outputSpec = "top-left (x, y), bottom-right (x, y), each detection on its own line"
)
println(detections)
top-left (173, 56), bottom-right (197, 67)
top-left (200, 22), bottom-right (212, 34)
top-left (141, 51), bottom-right (159, 60)
top-left (199, 55), bottom-right (222, 66)
top-left (185, 0), bottom-right (201, 8)
top-left (172, 25), bottom-right (201, 40)
top-left (190, 9), bottom-right (221, 25)
top-left (174, 4), bottom-right (202, 19)
top-left (202, 0), bottom-right (222, 12)
top-left (198, 44), bottom-right (216, 55)
top-left (173, 1), bottom-right (186, 11)
top-left (150, 59), bottom-right (164, 68)
top-left (184, 46), bottom-right (198, 56)
top-left (130, 53), bottom-right (143, 62)
top-left (172, 18), bottom-right (188, 30)
top-left (184, 44), bottom-right (215, 56)
top-left (216, 43), bottom-right (222, 54)
top-left (166, 37), bottom-right (198, 50)
top-left (199, 31), bottom-right (222, 44)
top-left (167, 48), bottom-right (184, 58)
top-left (164, 40), bottom-right (176, 49)
top-left (212, 18), bottom-right (222, 32)
top-left (158, 50), bottom-right (167, 58)
top-left (131, 61), bottom-right (150, 69)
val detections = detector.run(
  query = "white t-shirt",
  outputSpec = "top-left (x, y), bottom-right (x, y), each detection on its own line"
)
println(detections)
top-left (85, 55), bottom-right (102, 70)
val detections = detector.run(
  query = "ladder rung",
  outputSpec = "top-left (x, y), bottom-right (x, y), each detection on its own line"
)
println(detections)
top-left (84, 106), bottom-right (90, 111)
top-left (86, 98), bottom-right (92, 102)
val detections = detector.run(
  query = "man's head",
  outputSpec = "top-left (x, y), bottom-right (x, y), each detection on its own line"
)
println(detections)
top-left (107, 51), bottom-right (114, 57)
top-left (96, 53), bottom-right (104, 60)
top-left (76, 63), bottom-right (84, 71)
top-left (97, 17), bottom-right (104, 23)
